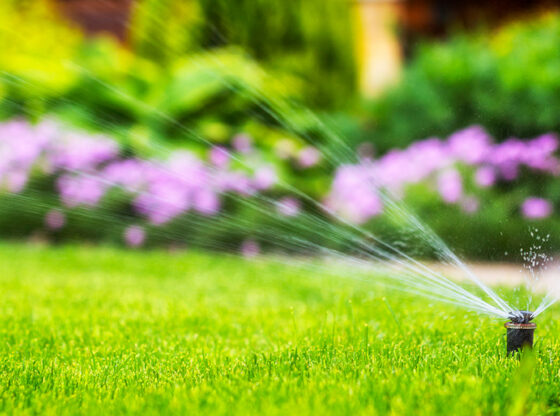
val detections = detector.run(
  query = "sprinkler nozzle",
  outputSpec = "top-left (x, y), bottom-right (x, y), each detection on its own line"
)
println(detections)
top-left (505, 311), bottom-right (536, 355)
top-left (508, 310), bottom-right (534, 324)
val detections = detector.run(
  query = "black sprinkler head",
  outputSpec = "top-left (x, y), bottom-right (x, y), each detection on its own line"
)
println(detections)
top-left (505, 311), bottom-right (536, 355)
top-left (508, 310), bottom-right (534, 324)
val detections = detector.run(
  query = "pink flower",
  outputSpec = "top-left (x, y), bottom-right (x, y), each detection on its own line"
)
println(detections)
top-left (346, 192), bottom-right (383, 224)
top-left (241, 239), bottom-right (260, 258)
top-left (209, 146), bottom-right (230, 168)
top-left (475, 166), bottom-right (496, 188)
top-left (57, 175), bottom-right (106, 207)
top-left (45, 210), bottom-right (66, 230)
top-left (521, 197), bottom-right (553, 219)
top-left (124, 225), bottom-right (146, 247)
top-left (3, 170), bottom-right (28, 193)
top-left (102, 160), bottom-right (146, 191)
top-left (437, 169), bottom-right (462, 203)
top-left (276, 197), bottom-right (301, 217)
top-left (325, 164), bottom-right (383, 223)
top-left (298, 147), bottom-right (321, 168)
top-left (193, 189), bottom-right (220, 215)
top-left (48, 132), bottom-right (118, 171)
top-left (448, 125), bottom-right (491, 165)
top-left (253, 166), bottom-right (277, 190)
top-left (232, 134), bottom-right (252, 154)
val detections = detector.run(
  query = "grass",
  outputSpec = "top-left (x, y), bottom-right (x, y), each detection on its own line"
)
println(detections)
top-left (0, 243), bottom-right (559, 415)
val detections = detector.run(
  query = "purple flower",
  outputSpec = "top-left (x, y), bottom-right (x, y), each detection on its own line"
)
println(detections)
top-left (241, 239), bottom-right (260, 258)
top-left (448, 126), bottom-right (491, 165)
top-left (3, 170), bottom-right (28, 193)
top-left (133, 182), bottom-right (190, 225)
top-left (522, 134), bottom-right (560, 172)
top-left (475, 166), bottom-right (496, 188)
top-left (45, 209), bottom-right (66, 230)
top-left (326, 164), bottom-right (383, 223)
top-left (253, 166), bottom-right (277, 190)
top-left (298, 147), bottom-right (321, 168)
top-left (345, 192), bottom-right (383, 224)
top-left (102, 159), bottom-right (146, 191)
top-left (124, 225), bottom-right (146, 247)
top-left (521, 197), bottom-right (553, 219)
top-left (488, 138), bottom-right (525, 181)
top-left (209, 146), bottom-right (230, 168)
top-left (276, 197), bottom-right (301, 217)
top-left (57, 174), bottom-right (106, 207)
top-left (437, 169), bottom-right (462, 203)
top-left (193, 189), bottom-right (220, 215)
top-left (217, 171), bottom-right (255, 195)
top-left (166, 151), bottom-right (206, 180)
top-left (48, 132), bottom-right (118, 171)
top-left (232, 134), bottom-right (252, 154)
top-left (373, 138), bottom-right (449, 192)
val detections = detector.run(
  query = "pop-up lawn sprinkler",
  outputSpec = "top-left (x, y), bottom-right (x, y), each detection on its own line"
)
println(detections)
top-left (505, 311), bottom-right (536, 355)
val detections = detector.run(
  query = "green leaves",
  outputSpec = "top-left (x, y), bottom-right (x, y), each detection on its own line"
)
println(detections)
top-left (369, 14), bottom-right (560, 152)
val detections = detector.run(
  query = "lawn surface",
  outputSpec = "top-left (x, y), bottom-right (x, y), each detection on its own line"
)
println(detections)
top-left (0, 243), bottom-right (559, 415)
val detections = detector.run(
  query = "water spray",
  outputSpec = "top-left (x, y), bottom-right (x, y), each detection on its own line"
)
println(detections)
top-left (505, 310), bottom-right (536, 355)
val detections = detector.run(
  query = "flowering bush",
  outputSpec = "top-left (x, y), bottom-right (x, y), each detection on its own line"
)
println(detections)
top-left (327, 126), bottom-right (560, 224)
top-left (0, 119), bottom-right (290, 246)
top-left (1, 119), bottom-right (560, 260)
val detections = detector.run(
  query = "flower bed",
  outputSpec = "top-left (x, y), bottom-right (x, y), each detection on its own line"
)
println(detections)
top-left (1, 119), bottom-right (558, 258)
top-left (327, 126), bottom-right (559, 223)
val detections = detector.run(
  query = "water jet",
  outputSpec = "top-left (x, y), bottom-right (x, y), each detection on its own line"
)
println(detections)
top-left (505, 311), bottom-right (536, 355)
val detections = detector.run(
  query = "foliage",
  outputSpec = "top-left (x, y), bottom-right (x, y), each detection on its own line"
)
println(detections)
top-left (0, 0), bottom-right (337, 161)
top-left (327, 125), bottom-right (560, 260)
top-left (129, 0), bottom-right (357, 108)
top-left (1, 119), bottom-right (559, 260)
top-left (0, 118), bottom-right (331, 253)
top-left (0, 0), bottom-right (83, 119)
top-left (367, 12), bottom-right (560, 152)
top-left (0, 243), bottom-right (559, 415)
top-left (3, 2), bottom-right (560, 261)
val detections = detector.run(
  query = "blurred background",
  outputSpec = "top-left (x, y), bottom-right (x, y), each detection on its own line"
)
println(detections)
top-left (2, 0), bottom-right (560, 261)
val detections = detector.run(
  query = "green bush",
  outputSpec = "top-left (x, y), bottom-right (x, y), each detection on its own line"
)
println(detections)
top-left (367, 13), bottom-right (560, 153)
top-left (129, 0), bottom-right (357, 109)
top-left (0, 1), bottom-right (338, 168)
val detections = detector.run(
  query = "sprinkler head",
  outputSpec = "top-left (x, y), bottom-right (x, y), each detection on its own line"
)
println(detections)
top-left (508, 310), bottom-right (534, 324)
top-left (505, 311), bottom-right (536, 355)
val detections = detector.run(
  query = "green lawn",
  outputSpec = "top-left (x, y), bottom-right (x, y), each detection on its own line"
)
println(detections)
top-left (0, 243), bottom-right (559, 415)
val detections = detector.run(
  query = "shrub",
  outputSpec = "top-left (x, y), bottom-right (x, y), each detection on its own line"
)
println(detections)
top-left (0, 1), bottom-right (337, 172)
top-left (129, 0), bottom-right (357, 109)
top-left (2, 118), bottom-right (559, 260)
top-left (327, 125), bottom-right (560, 260)
top-left (367, 12), bottom-right (560, 153)
top-left (0, 118), bottom-right (330, 251)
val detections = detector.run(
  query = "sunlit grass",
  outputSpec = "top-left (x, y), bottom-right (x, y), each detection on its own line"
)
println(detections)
top-left (0, 243), bottom-right (558, 415)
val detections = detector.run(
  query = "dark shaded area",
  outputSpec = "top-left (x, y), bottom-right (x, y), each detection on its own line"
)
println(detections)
top-left (55, 0), bottom-right (133, 41)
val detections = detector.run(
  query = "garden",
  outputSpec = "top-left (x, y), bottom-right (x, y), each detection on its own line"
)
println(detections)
top-left (1, 0), bottom-right (560, 414)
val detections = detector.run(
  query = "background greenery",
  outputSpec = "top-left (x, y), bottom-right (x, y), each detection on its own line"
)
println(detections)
top-left (365, 13), bottom-right (560, 152)
top-left (130, 0), bottom-right (356, 109)
top-left (1, 1), bottom-right (560, 260)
